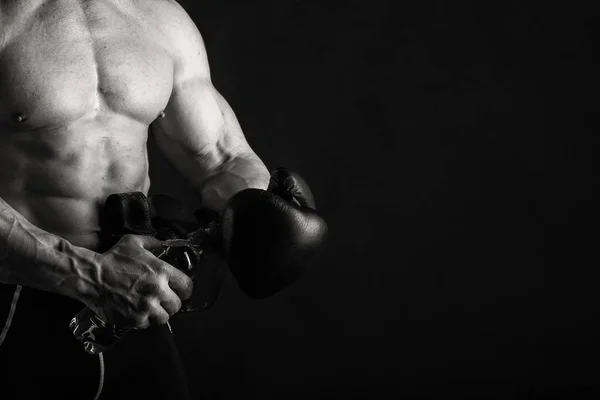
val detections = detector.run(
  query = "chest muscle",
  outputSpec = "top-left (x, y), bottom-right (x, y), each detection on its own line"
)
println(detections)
top-left (0, 0), bottom-right (173, 129)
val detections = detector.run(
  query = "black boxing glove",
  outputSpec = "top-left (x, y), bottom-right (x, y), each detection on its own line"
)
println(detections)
top-left (221, 168), bottom-right (328, 299)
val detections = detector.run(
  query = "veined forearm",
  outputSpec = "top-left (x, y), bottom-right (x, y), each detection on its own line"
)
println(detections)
top-left (0, 197), bottom-right (98, 302)
top-left (198, 154), bottom-right (270, 213)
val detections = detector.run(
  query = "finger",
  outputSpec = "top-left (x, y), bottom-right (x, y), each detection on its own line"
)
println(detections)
top-left (148, 306), bottom-right (170, 326)
top-left (160, 292), bottom-right (182, 316)
top-left (166, 266), bottom-right (194, 301)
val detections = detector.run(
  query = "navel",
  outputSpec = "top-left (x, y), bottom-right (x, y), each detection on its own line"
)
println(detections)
top-left (12, 112), bottom-right (28, 123)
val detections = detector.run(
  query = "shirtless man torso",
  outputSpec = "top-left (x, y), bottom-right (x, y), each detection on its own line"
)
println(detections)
top-left (0, 1), bottom-right (269, 398)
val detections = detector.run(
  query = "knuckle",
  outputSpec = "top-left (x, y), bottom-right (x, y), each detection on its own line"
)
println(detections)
top-left (155, 273), bottom-right (169, 288)
top-left (158, 278), bottom-right (174, 300)
top-left (154, 261), bottom-right (170, 275)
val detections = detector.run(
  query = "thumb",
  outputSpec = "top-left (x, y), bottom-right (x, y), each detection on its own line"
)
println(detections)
top-left (130, 234), bottom-right (165, 251)
top-left (268, 168), bottom-right (316, 209)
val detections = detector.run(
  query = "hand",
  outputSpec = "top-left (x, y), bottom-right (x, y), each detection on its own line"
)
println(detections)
top-left (87, 234), bottom-right (193, 328)
top-left (222, 168), bottom-right (328, 299)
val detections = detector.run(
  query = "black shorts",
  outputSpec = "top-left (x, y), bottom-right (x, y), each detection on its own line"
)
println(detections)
top-left (0, 284), bottom-right (192, 400)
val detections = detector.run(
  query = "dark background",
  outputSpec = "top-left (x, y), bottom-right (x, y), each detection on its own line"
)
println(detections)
top-left (147, 1), bottom-right (596, 399)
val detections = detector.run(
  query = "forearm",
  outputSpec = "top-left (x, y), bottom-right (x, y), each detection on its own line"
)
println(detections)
top-left (198, 154), bottom-right (270, 213)
top-left (0, 197), bottom-right (99, 302)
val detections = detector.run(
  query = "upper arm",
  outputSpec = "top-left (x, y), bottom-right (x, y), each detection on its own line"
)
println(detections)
top-left (150, 2), bottom-right (253, 180)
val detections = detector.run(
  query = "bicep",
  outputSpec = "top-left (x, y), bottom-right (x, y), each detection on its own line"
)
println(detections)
top-left (159, 79), bottom-right (226, 151)
top-left (150, 79), bottom-right (252, 176)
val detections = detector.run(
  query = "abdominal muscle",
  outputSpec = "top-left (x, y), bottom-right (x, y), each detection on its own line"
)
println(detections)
top-left (0, 119), bottom-right (152, 252)
top-left (0, 0), bottom-right (176, 253)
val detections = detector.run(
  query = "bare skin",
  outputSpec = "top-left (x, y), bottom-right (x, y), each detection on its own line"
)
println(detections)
top-left (0, 0), bottom-right (270, 328)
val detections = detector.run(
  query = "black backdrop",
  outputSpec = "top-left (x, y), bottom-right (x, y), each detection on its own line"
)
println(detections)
top-left (147, 2), bottom-right (596, 399)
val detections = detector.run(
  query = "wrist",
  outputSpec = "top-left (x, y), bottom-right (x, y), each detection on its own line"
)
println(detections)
top-left (57, 241), bottom-right (102, 305)
top-left (198, 157), bottom-right (270, 213)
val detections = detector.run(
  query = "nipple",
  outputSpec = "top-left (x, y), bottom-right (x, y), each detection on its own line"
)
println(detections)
top-left (13, 112), bottom-right (28, 123)
top-left (158, 111), bottom-right (166, 119)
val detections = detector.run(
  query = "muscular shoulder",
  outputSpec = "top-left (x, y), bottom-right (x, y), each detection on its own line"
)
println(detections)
top-left (136, 0), bottom-right (210, 83)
